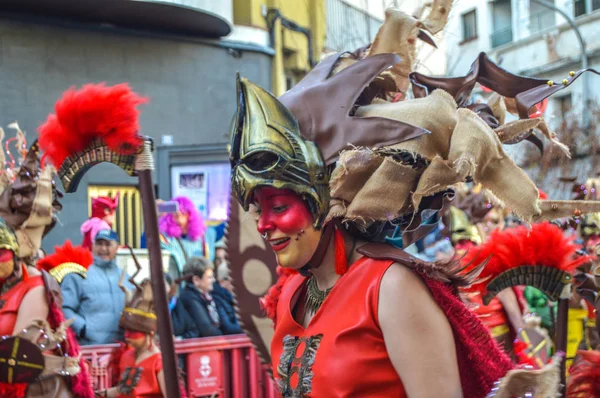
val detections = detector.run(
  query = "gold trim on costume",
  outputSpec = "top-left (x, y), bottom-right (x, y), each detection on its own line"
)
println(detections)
top-left (123, 307), bottom-right (157, 319)
top-left (49, 262), bottom-right (87, 284)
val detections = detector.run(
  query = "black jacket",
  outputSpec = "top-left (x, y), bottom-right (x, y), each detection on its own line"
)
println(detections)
top-left (212, 283), bottom-right (243, 335)
top-left (170, 297), bottom-right (198, 338)
top-left (179, 284), bottom-right (222, 337)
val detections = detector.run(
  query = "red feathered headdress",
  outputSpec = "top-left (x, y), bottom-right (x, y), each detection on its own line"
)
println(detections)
top-left (37, 240), bottom-right (93, 283)
top-left (567, 350), bottom-right (600, 398)
top-left (462, 222), bottom-right (590, 303)
top-left (38, 83), bottom-right (147, 170)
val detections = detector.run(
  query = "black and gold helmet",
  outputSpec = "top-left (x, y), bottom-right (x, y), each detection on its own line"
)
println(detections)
top-left (0, 217), bottom-right (19, 254)
top-left (229, 76), bottom-right (329, 228)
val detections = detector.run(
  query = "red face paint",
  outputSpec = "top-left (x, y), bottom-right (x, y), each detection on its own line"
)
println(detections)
top-left (0, 249), bottom-right (13, 262)
top-left (255, 187), bottom-right (313, 239)
top-left (124, 330), bottom-right (146, 340)
top-left (253, 187), bottom-right (322, 269)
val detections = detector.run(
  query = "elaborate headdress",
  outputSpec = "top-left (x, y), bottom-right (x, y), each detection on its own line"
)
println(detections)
top-left (227, 6), bottom-right (600, 372)
top-left (0, 123), bottom-right (62, 260)
top-left (36, 240), bottom-right (93, 283)
top-left (38, 83), bottom-right (182, 397)
top-left (462, 222), bottom-right (588, 303)
top-left (118, 252), bottom-right (156, 334)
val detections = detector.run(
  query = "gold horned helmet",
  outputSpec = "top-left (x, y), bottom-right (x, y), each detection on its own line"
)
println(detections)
top-left (447, 206), bottom-right (482, 246)
top-left (230, 53), bottom-right (429, 228)
top-left (229, 76), bottom-right (330, 228)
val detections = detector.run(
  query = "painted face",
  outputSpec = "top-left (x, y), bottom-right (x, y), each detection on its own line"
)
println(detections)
top-left (124, 329), bottom-right (149, 350)
top-left (254, 187), bottom-right (322, 270)
top-left (0, 249), bottom-right (15, 280)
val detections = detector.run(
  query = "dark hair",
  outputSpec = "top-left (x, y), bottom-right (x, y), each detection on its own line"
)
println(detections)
top-left (164, 273), bottom-right (173, 285)
top-left (182, 256), bottom-right (213, 280)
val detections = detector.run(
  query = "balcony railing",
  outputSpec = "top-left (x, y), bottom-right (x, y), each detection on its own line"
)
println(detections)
top-left (491, 27), bottom-right (513, 48)
top-left (529, 10), bottom-right (556, 34)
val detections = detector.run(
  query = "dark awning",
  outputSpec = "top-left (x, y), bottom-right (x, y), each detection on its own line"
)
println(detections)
top-left (0, 0), bottom-right (232, 38)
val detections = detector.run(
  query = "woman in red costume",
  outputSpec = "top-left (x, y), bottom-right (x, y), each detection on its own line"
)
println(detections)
top-left (227, 6), bottom-right (600, 397)
top-left (0, 124), bottom-right (93, 397)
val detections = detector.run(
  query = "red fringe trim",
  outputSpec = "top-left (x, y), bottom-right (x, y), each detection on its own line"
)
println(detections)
top-left (417, 272), bottom-right (514, 398)
top-left (47, 297), bottom-right (94, 397)
top-left (334, 229), bottom-right (347, 275)
top-left (568, 350), bottom-right (600, 398)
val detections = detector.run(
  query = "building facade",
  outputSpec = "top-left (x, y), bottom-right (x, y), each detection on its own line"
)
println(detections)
top-left (0, 0), bottom-right (273, 249)
top-left (444, 0), bottom-right (600, 196)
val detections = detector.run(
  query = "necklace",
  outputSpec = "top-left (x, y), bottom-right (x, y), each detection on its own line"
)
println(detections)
top-left (305, 276), bottom-right (332, 315)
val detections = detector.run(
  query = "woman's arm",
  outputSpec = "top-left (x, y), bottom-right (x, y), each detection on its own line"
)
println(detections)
top-left (157, 369), bottom-right (167, 397)
top-left (379, 263), bottom-right (463, 398)
top-left (13, 285), bottom-right (49, 335)
top-left (496, 288), bottom-right (525, 331)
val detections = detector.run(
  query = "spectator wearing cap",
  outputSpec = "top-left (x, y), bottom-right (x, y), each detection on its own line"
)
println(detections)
top-left (62, 229), bottom-right (132, 345)
top-left (212, 261), bottom-right (242, 335)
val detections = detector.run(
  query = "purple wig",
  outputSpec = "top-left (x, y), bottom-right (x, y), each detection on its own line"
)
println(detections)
top-left (159, 196), bottom-right (205, 241)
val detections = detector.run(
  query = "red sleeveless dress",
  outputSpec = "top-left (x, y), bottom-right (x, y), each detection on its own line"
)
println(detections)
top-left (117, 348), bottom-right (163, 398)
top-left (0, 276), bottom-right (44, 336)
top-left (271, 257), bottom-right (407, 397)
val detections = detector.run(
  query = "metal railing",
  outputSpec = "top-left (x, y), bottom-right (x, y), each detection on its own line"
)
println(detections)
top-left (81, 334), bottom-right (277, 397)
top-left (491, 27), bottom-right (513, 48)
top-left (529, 10), bottom-right (556, 33)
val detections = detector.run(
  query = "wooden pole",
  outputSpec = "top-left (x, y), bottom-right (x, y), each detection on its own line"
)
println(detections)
top-left (555, 298), bottom-right (569, 398)
top-left (138, 168), bottom-right (181, 398)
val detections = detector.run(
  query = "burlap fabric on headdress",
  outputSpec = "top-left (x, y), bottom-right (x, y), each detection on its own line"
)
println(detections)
top-left (0, 125), bottom-right (61, 259)
top-left (328, 88), bottom-right (553, 227)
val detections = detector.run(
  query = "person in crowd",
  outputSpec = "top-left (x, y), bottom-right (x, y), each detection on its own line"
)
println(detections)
top-left (80, 194), bottom-right (118, 250)
top-left (155, 196), bottom-right (217, 279)
top-left (179, 257), bottom-right (222, 337)
top-left (164, 273), bottom-right (198, 339)
top-left (212, 261), bottom-right (242, 335)
top-left (95, 279), bottom-right (173, 398)
top-left (62, 229), bottom-right (131, 345)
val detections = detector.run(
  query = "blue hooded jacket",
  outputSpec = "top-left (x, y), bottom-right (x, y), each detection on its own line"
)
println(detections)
top-left (61, 257), bottom-right (132, 345)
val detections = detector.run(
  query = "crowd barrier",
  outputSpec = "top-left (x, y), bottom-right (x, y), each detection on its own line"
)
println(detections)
top-left (80, 334), bottom-right (277, 397)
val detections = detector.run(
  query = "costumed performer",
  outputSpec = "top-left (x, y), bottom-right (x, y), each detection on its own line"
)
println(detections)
top-left (80, 194), bottom-right (119, 250)
top-left (0, 123), bottom-right (92, 397)
top-left (227, 5), bottom-right (600, 397)
top-left (157, 196), bottom-right (217, 278)
top-left (443, 189), bottom-right (525, 360)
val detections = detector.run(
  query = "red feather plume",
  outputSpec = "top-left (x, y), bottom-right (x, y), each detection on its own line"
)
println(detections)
top-left (38, 83), bottom-right (148, 169)
top-left (567, 350), bottom-right (600, 398)
top-left (37, 240), bottom-right (93, 272)
top-left (462, 222), bottom-right (590, 295)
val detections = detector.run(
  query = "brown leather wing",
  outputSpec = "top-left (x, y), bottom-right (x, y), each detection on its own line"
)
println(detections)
top-left (226, 196), bottom-right (277, 367)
